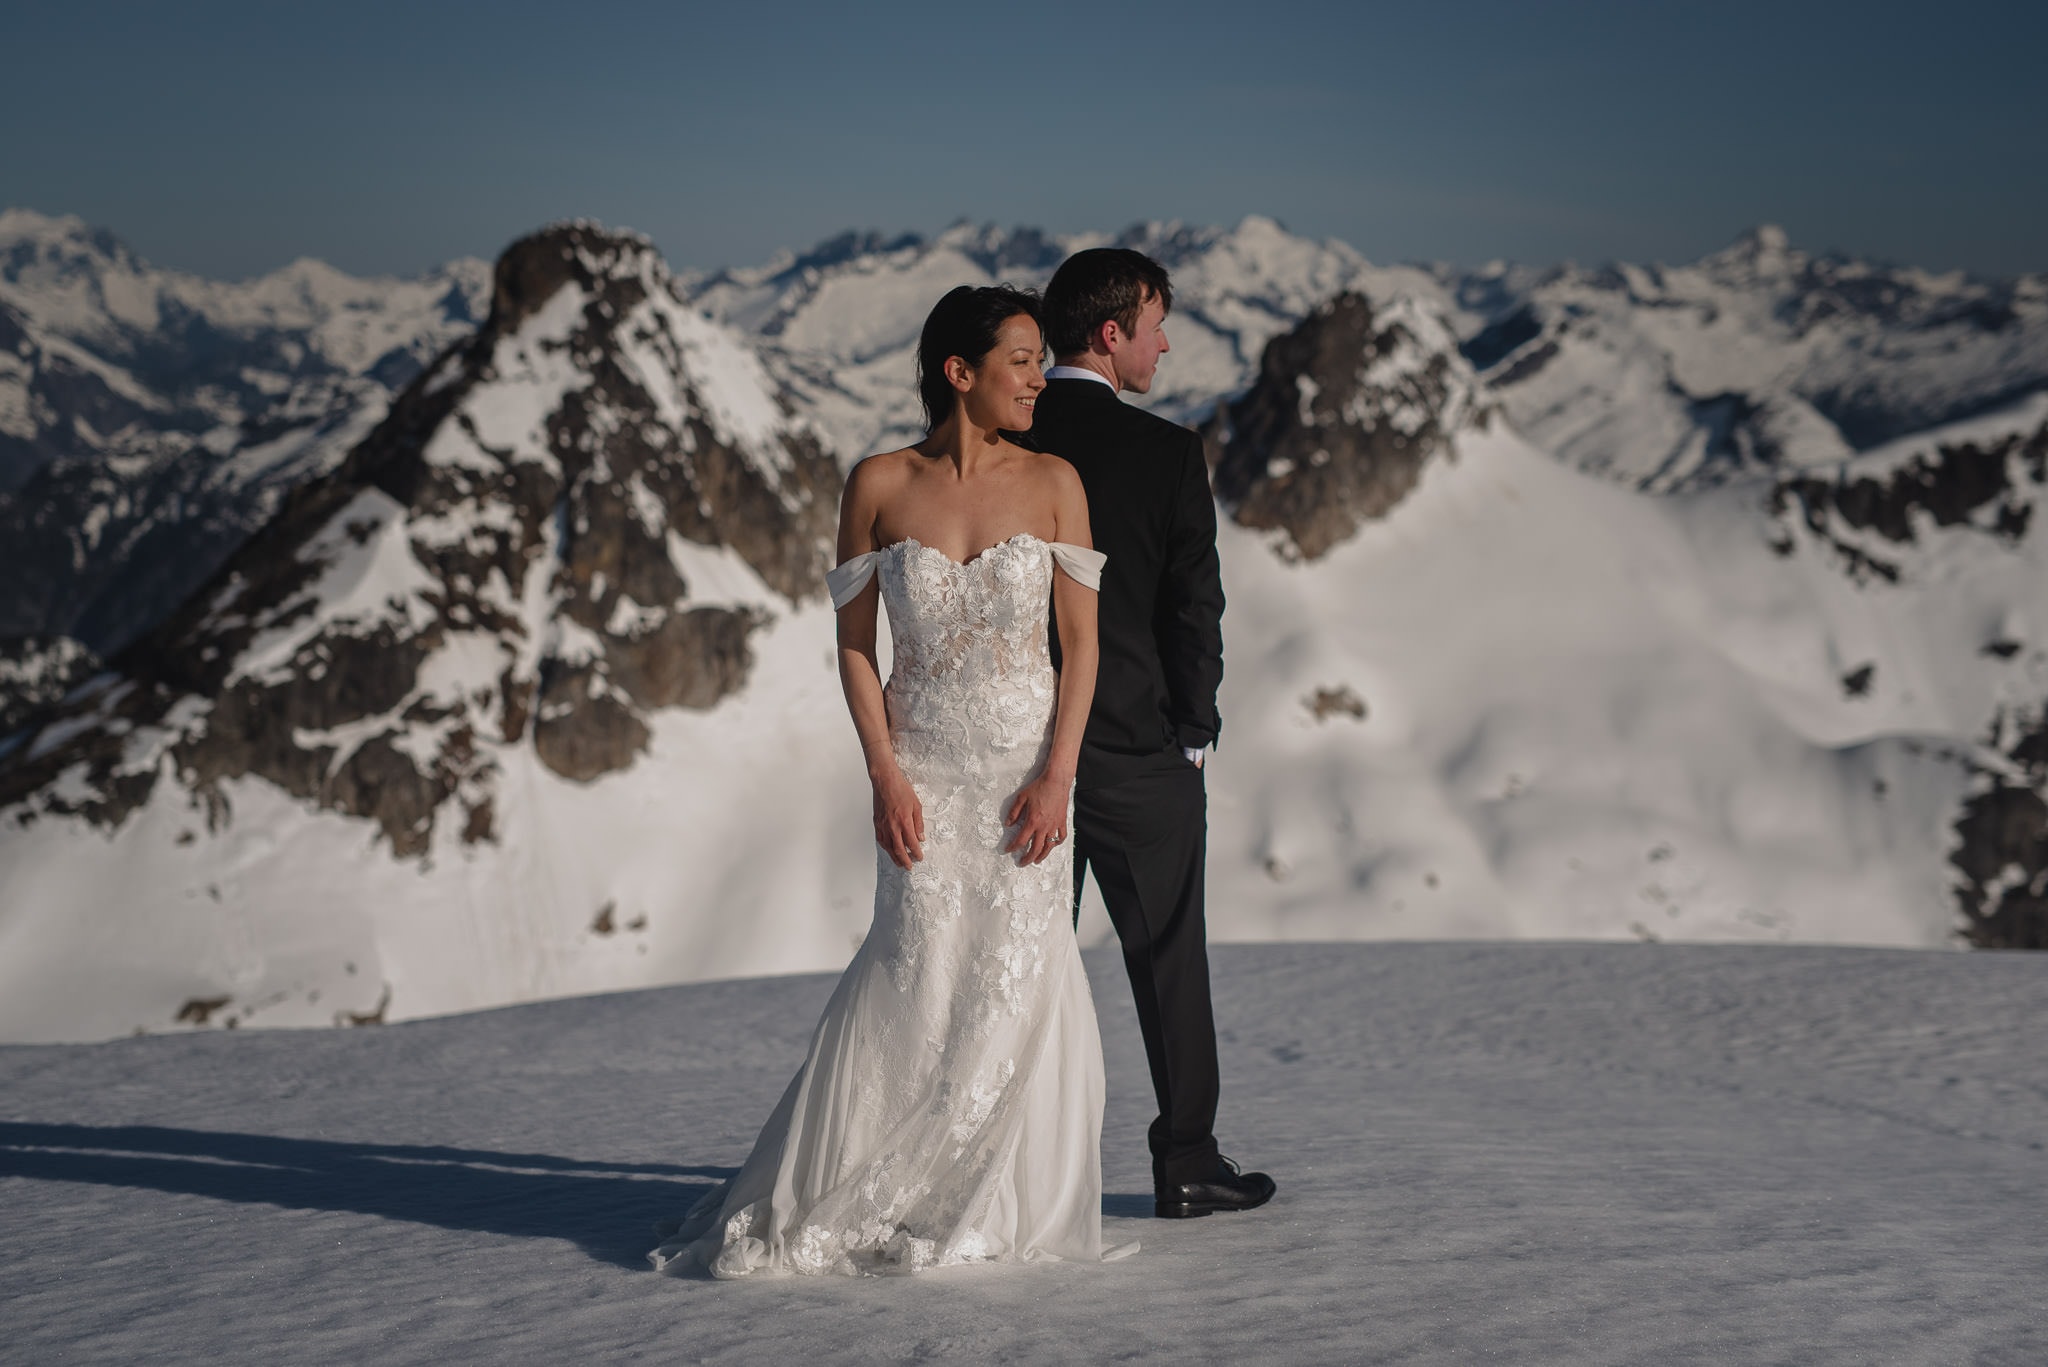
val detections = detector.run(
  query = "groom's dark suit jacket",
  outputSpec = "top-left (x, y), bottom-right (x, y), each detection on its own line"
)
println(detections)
top-left (1022, 376), bottom-right (1225, 789)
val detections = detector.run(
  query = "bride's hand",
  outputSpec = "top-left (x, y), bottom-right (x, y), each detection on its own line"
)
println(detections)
top-left (1004, 770), bottom-right (1073, 867)
top-left (873, 766), bottom-right (925, 870)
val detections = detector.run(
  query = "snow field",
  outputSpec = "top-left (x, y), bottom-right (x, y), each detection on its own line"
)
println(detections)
top-left (1, 942), bottom-right (2042, 1364)
top-left (1202, 422), bottom-right (2010, 951)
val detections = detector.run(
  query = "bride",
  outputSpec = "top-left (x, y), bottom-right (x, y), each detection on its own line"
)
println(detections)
top-left (651, 285), bottom-right (1121, 1276)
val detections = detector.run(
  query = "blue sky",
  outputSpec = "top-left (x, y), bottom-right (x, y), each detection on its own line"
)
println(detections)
top-left (4, 0), bottom-right (2041, 280)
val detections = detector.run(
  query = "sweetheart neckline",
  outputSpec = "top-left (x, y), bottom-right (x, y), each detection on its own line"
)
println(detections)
top-left (882, 532), bottom-right (1046, 569)
top-left (825, 535), bottom-right (1102, 610)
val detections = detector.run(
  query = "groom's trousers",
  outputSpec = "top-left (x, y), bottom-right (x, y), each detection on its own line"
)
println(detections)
top-left (1072, 756), bottom-right (1222, 1189)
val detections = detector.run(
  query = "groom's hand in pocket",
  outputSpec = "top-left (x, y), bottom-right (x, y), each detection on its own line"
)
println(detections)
top-left (872, 767), bottom-right (925, 869)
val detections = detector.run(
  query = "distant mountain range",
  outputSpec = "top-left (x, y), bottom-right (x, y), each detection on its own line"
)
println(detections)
top-left (0, 208), bottom-right (489, 666)
top-left (680, 215), bottom-right (2048, 491)
top-left (0, 208), bottom-right (2042, 1043)
top-left (1455, 224), bottom-right (2048, 490)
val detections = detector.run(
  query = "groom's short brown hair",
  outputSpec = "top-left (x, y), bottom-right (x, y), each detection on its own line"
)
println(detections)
top-left (1043, 248), bottom-right (1174, 359)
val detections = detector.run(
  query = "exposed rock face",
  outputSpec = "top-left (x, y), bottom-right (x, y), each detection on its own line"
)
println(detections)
top-left (1758, 415), bottom-right (2047, 951)
top-left (1952, 701), bottom-right (2048, 949)
top-left (0, 222), bottom-right (839, 858)
top-left (0, 635), bottom-right (100, 735)
top-left (1771, 419), bottom-right (2045, 583)
top-left (1209, 293), bottom-right (1481, 560)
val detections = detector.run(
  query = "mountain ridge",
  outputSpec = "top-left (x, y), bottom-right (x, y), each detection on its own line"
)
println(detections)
top-left (1, 211), bottom-right (2044, 1042)
top-left (0, 207), bottom-right (492, 659)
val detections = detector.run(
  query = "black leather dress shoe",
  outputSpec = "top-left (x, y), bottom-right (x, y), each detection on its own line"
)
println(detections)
top-left (1155, 1157), bottom-right (1276, 1219)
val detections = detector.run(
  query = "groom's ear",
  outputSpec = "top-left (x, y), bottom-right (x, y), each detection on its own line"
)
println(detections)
top-left (1094, 318), bottom-right (1124, 354)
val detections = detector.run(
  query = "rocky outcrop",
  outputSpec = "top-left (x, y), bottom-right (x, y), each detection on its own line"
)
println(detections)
top-left (1209, 293), bottom-right (1481, 560)
top-left (0, 222), bottom-right (839, 859)
top-left (1771, 419), bottom-right (2045, 583)
top-left (1952, 700), bottom-right (2048, 949)
top-left (0, 635), bottom-right (100, 736)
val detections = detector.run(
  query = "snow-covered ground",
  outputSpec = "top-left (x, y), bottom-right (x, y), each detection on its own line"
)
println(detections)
top-left (2, 943), bottom-right (2043, 1364)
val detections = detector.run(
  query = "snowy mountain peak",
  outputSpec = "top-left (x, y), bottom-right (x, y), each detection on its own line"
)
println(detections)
top-left (0, 206), bottom-right (495, 661)
top-left (485, 220), bottom-right (655, 331)
top-left (0, 218), bottom-right (838, 872)
top-left (7, 211), bottom-right (2048, 1045)
top-left (1462, 225), bottom-right (2048, 488)
top-left (0, 209), bottom-right (162, 339)
top-left (922, 220), bottom-right (1068, 276)
top-left (1212, 291), bottom-right (1484, 558)
top-left (0, 206), bottom-right (75, 240)
top-left (0, 208), bottom-right (142, 279)
top-left (1116, 214), bottom-right (1317, 268)
top-left (1231, 212), bottom-right (1295, 240)
top-left (1711, 223), bottom-right (1797, 271)
top-left (1747, 222), bottom-right (1791, 252)
top-left (685, 215), bottom-right (1440, 461)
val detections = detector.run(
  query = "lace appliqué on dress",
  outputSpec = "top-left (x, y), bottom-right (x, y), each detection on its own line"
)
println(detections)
top-left (652, 534), bottom-right (1117, 1279)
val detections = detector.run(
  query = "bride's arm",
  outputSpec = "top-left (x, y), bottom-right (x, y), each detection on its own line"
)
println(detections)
top-left (836, 457), bottom-right (924, 869)
top-left (1006, 462), bottom-right (1097, 866)
top-left (1043, 471), bottom-right (1098, 791)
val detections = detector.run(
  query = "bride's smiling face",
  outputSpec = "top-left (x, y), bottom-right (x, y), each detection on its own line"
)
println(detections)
top-left (952, 313), bottom-right (1047, 431)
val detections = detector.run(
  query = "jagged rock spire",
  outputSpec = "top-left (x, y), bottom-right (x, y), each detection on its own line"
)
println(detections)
top-left (1210, 293), bottom-right (1482, 559)
top-left (1, 221), bottom-right (840, 856)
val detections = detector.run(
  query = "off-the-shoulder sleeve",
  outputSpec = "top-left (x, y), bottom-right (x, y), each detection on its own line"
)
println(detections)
top-left (1047, 541), bottom-right (1106, 591)
top-left (826, 551), bottom-right (881, 609)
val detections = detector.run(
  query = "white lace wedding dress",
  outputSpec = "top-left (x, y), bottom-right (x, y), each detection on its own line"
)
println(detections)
top-left (650, 533), bottom-right (1128, 1277)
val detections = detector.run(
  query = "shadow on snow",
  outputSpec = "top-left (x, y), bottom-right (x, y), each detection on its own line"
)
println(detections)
top-left (0, 1121), bottom-right (733, 1269)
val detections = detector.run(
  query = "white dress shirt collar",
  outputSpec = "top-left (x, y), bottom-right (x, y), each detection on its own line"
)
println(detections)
top-left (1045, 365), bottom-right (1117, 390)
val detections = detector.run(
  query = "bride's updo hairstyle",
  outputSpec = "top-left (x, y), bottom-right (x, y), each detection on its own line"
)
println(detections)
top-left (916, 284), bottom-right (1043, 430)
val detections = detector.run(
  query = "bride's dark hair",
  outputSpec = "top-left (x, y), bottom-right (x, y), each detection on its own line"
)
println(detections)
top-left (916, 284), bottom-right (1043, 430)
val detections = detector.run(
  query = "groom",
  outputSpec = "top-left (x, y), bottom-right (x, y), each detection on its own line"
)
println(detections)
top-left (1026, 248), bottom-right (1276, 1219)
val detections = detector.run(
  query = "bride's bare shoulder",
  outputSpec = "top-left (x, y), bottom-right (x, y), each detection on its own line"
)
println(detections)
top-left (843, 444), bottom-right (917, 502)
top-left (844, 446), bottom-right (921, 496)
